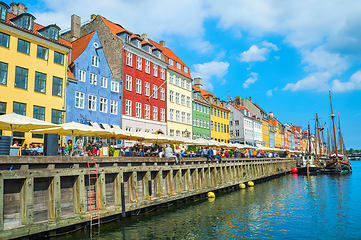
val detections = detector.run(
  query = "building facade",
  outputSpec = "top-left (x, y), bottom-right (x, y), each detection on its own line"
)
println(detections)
top-left (66, 31), bottom-right (121, 130)
top-left (0, 2), bottom-right (70, 144)
top-left (192, 86), bottom-right (211, 139)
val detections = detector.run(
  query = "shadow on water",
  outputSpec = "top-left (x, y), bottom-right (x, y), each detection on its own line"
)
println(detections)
top-left (55, 162), bottom-right (361, 240)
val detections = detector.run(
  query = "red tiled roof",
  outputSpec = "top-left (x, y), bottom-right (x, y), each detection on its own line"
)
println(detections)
top-left (193, 85), bottom-right (229, 111)
top-left (193, 97), bottom-right (209, 105)
top-left (67, 67), bottom-right (75, 79)
top-left (269, 120), bottom-right (278, 127)
top-left (4, 12), bottom-right (71, 48)
top-left (69, 31), bottom-right (95, 63)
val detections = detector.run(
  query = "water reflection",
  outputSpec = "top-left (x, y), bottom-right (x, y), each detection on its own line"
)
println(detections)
top-left (56, 162), bottom-right (361, 240)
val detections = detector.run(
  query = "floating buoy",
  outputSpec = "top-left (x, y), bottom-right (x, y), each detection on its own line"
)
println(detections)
top-left (239, 183), bottom-right (246, 189)
top-left (247, 181), bottom-right (254, 187)
top-left (207, 192), bottom-right (215, 198)
top-left (292, 167), bottom-right (298, 173)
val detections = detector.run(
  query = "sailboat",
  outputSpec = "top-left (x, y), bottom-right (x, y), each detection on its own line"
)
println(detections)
top-left (322, 90), bottom-right (352, 173)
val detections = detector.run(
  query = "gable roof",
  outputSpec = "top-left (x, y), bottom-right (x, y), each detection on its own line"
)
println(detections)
top-left (69, 31), bottom-right (95, 63)
top-left (3, 12), bottom-right (71, 48)
top-left (193, 85), bottom-right (229, 111)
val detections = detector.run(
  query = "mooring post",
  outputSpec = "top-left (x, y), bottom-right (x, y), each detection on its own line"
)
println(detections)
top-left (148, 180), bottom-right (152, 200)
top-left (121, 182), bottom-right (126, 218)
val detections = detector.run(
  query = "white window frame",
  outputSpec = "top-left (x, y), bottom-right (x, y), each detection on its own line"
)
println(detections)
top-left (136, 102), bottom-right (142, 118)
top-left (186, 80), bottom-right (190, 90)
top-left (145, 104), bottom-right (150, 119)
top-left (91, 55), bottom-right (99, 67)
top-left (169, 91), bottom-right (174, 102)
top-left (110, 100), bottom-right (118, 115)
top-left (169, 58), bottom-right (173, 66)
top-left (136, 56), bottom-right (142, 71)
top-left (75, 91), bottom-right (84, 109)
top-left (153, 85), bottom-right (158, 99)
top-left (144, 81), bottom-right (150, 96)
top-left (88, 94), bottom-right (96, 111)
top-left (184, 66), bottom-right (188, 74)
top-left (181, 95), bottom-right (185, 106)
top-left (111, 81), bottom-right (119, 92)
top-left (89, 73), bottom-right (97, 85)
top-left (181, 78), bottom-right (185, 88)
top-left (176, 62), bottom-right (181, 70)
top-left (193, 117), bottom-right (196, 126)
top-left (101, 76), bottom-right (107, 88)
top-left (175, 76), bottom-right (179, 85)
top-left (170, 109), bottom-right (174, 121)
top-left (161, 108), bottom-right (165, 122)
top-left (126, 52), bottom-right (132, 66)
top-left (136, 40), bottom-right (141, 49)
top-left (126, 75), bottom-right (132, 91)
top-left (153, 106), bottom-right (158, 121)
top-left (99, 97), bottom-right (108, 113)
top-left (169, 73), bottom-right (174, 84)
top-left (181, 112), bottom-right (185, 123)
top-left (136, 79), bottom-right (142, 94)
top-left (175, 93), bottom-right (180, 104)
top-left (78, 70), bottom-right (86, 82)
top-left (153, 64), bottom-right (158, 77)
top-left (160, 87), bottom-right (165, 101)
top-left (176, 110), bottom-right (180, 122)
top-left (186, 97), bottom-right (190, 107)
top-left (126, 99), bottom-right (132, 116)
top-left (187, 113), bottom-right (190, 124)
top-left (145, 60), bottom-right (150, 74)
top-left (160, 67), bottom-right (165, 80)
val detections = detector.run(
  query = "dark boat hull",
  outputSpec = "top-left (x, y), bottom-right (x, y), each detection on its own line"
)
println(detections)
top-left (325, 160), bottom-right (352, 172)
top-left (297, 166), bottom-right (322, 174)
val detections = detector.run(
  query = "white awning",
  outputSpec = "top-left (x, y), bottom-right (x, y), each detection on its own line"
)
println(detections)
top-left (100, 123), bottom-right (111, 129)
top-left (111, 124), bottom-right (121, 129)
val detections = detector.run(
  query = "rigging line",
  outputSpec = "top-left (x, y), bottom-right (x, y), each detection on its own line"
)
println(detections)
top-left (147, 79), bottom-right (167, 101)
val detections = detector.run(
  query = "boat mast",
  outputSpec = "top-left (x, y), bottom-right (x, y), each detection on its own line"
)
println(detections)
top-left (308, 123), bottom-right (311, 154)
top-left (327, 128), bottom-right (331, 155)
top-left (314, 111), bottom-right (318, 160)
top-left (338, 113), bottom-right (343, 155)
top-left (316, 113), bottom-right (322, 157)
top-left (321, 120), bottom-right (325, 156)
top-left (329, 90), bottom-right (339, 162)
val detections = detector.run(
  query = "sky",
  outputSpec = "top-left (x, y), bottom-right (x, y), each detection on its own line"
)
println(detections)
top-left (17, 0), bottom-right (361, 149)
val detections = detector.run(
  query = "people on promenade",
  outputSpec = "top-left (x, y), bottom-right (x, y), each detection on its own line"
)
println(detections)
top-left (164, 145), bottom-right (178, 164)
top-left (213, 148), bottom-right (221, 163)
top-left (205, 147), bottom-right (214, 163)
top-left (174, 145), bottom-right (182, 164)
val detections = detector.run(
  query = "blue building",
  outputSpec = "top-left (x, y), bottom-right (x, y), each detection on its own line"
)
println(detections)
top-left (66, 31), bottom-right (122, 136)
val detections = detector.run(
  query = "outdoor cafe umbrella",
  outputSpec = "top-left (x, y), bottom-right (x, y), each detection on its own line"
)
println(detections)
top-left (192, 138), bottom-right (211, 146)
top-left (0, 112), bottom-right (57, 134)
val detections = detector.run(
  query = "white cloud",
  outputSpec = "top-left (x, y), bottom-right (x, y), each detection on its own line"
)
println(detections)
top-left (243, 72), bottom-right (258, 88)
top-left (283, 72), bottom-right (331, 92)
top-left (262, 40), bottom-right (279, 51)
top-left (266, 87), bottom-right (278, 96)
top-left (331, 71), bottom-right (361, 92)
top-left (221, 79), bottom-right (226, 85)
top-left (239, 45), bottom-right (269, 62)
top-left (193, 61), bottom-right (230, 91)
top-left (189, 39), bottom-right (214, 54)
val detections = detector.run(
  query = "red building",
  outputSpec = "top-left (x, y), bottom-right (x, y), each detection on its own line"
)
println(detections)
top-left (292, 126), bottom-right (301, 150)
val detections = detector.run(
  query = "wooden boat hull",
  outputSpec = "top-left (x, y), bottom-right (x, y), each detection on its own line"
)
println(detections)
top-left (297, 166), bottom-right (322, 174)
top-left (325, 160), bottom-right (352, 171)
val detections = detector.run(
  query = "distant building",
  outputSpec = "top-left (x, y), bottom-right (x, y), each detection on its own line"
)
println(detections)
top-left (0, 2), bottom-right (70, 144)
top-left (192, 80), bottom-right (211, 140)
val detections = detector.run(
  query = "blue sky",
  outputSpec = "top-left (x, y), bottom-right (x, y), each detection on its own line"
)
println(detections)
top-left (18, 0), bottom-right (361, 149)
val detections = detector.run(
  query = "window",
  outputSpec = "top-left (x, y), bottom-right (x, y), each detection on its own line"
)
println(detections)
top-left (184, 66), bottom-right (188, 74)
top-left (21, 15), bottom-right (33, 30)
top-left (170, 129), bottom-right (174, 136)
top-left (175, 93), bottom-right (180, 104)
top-left (78, 70), bottom-right (86, 82)
top-left (235, 120), bottom-right (239, 125)
top-left (144, 81), bottom-right (150, 96)
top-left (13, 102), bottom-right (26, 115)
top-left (0, 6), bottom-right (7, 21)
top-left (153, 64), bottom-right (158, 77)
top-left (181, 95), bottom-right (185, 106)
top-left (101, 77), bottom-right (107, 88)
top-left (227, 125), bottom-right (229, 133)
top-left (160, 108), bottom-right (165, 122)
top-left (169, 91), bottom-right (174, 102)
top-left (207, 121), bottom-right (209, 129)
top-left (186, 80), bottom-right (190, 90)
top-left (218, 109), bottom-right (220, 117)
top-left (52, 76), bottom-right (63, 97)
top-left (153, 85), bottom-right (158, 99)
top-left (218, 123), bottom-right (220, 132)
top-left (214, 122), bottom-right (217, 131)
top-left (34, 72), bottom-right (46, 93)
top-left (136, 79), bottom-right (142, 94)
top-left (51, 109), bottom-right (62, 124)
top-left (193, 117), bottom-right (196, 126)
top-left (126, 52), bottom-right (132, 66)
top-left (54, 51), bottom-right (64, 65)
top-left (176, 62), bottom-right (181, 70)
top-left (136, 102), bottom-right (142, 117)
top-left (207, 107), bottom-right (209, 114)
top-left (221, 124), bottom-right (223, 132)
top-left (125, 126), bottom-right (132, 131)
top-left (0, 62), bottom-right (8, 85)
top-left (126, 75), bottom-right (132, 91)
top-left (211, 121), bottom-right (213, 130)
top-left (181, 78), bottom-right (185, 88)
top-left (91, 55), bottom-right (99, 67)
top-left (33, 106), bottom-right (45, 120)
top-left (187, 113), bottom-right (190, 124)
top-left (160, 67), bottom-right (165, 80)
top-left (200, 119), bottom-right (203, 128)
top-left (136, 56), bottom-right (142, 70)
top-left (153, 106), bottom-right (158, 121)
top-left (181, 112), bottom-right (185, 123)
top-left (49, 27), bottom-right (59, 41)
top-left (160, 87), bottom-right (165, 101)
top-left (88, 94), bottom-right (96, 111)
top-left (126, 99), bottom-right (132, 115)
top-left (89, 73), bottom-right (97, 85)
top-left (75, 91), bottom-right (84, 108)
top-left (236, 130), bottom-right (240, 137)
top-left (0, 32), bottom-right (10, 48)
top-left (176, 110), bottom-right (180, 122)
top-left (37, 45), bottom-right (48, 60)
top-left (230, 121), bottom-right (233, 126)
top-left (169, 73), bottom-right (174, 84)
top-left (110, 100), bottom-right (118, 115)
top-left (17, 39), bottom-right (30, 54)
top-left (147, 46), bottom-right (152, 54)
top-left (170, 109), bottom-right (174, 121)
top-left (145, 60), bottom-right (150, 74)
top-left (136, 40), bottom-right (141, 49)
top-left (111, 81), bottom-right (119, 92)
top-left (186, 97), bottom-right (190, 107)
top-left (175, 76), bottom-right (179, 85)
top-left (15, 66), bottom-right (28, 90)
top-left (125, 35), bottom-right (131, 43)
top-left (145, 104), bottom-right (150, 119)
top-left (99, 97), bottom-right (107, 113)
top-left (197, 118), bottom-right (199, 127)
top-left (169, 58), bottom-right (173, 66)
top-left (227, 112), bottom-right (229, 119)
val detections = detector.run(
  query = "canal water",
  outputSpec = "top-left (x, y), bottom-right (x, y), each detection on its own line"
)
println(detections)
top-left (57, 161), bottom-right (361, 240)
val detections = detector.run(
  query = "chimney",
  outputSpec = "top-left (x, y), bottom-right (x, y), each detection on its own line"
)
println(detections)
top-left (141, 33), bottom-right (148, 42)
top-left (159, 40), bottom-right (165, 47)
top-left (249, 96), bottom-right (252, 103)
top-left (10, 2), bottom-right (27, 15)
top-left (90, 14), bottom-right (97, 20)
top-left (234, 96), bottom-right (241, 105)
top-left (194, 77), bottom-right (202, 89)
top-left (71, 14), bottom-right (81, 41)
top-left (269, 112), bottom-right (274, 118)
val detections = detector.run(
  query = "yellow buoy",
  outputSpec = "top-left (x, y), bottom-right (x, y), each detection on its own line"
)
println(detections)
top-left (247, 181), bottom-right (254, 187)
top-left (207, 192), bottom-right (215, 198)
top-left (239, 183), bottom-right (246, 189)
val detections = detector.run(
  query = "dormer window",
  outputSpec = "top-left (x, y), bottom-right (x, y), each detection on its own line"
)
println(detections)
top-left (50, 27), bottom-right (59, 41)
top-left (136, 40), bottom-right (141, 49)
top-left (21, 15), bottom-right (34, 30)
top-left (0, 2), bottom-right (9, 21)
top-left (176, 62), bottom-right (181, 70)
top-left (125, 35), bottom-right (131, 43)
top-left (184, 66), bottom-right (188, 74)
top-left (169, 58), bottom-right (173, 66)
top-left (37, 24), bottom-right (61, 41)
top-left (157, 52), bottom-right (161, 58)
top-left (148, 46), bottom-right (152, 54)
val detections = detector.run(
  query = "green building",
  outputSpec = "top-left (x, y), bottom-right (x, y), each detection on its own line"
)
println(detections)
top-left (192, 84), bottom-right (211, 139)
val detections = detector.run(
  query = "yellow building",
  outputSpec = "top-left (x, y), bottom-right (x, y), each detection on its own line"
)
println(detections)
top-left (261, 118), bottom-right (270, 147)
top-left (0, 2), bottom-right (70, 144)
top-left (270, 119), bottom-right (282, 148)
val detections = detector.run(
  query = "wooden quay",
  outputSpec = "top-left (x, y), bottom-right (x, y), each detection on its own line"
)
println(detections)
top-left (0, 156), bottom-right (297, 239)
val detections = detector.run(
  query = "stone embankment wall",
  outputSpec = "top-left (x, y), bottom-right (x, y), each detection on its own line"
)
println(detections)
top-left (0, 156), bottom-right (296, 239)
